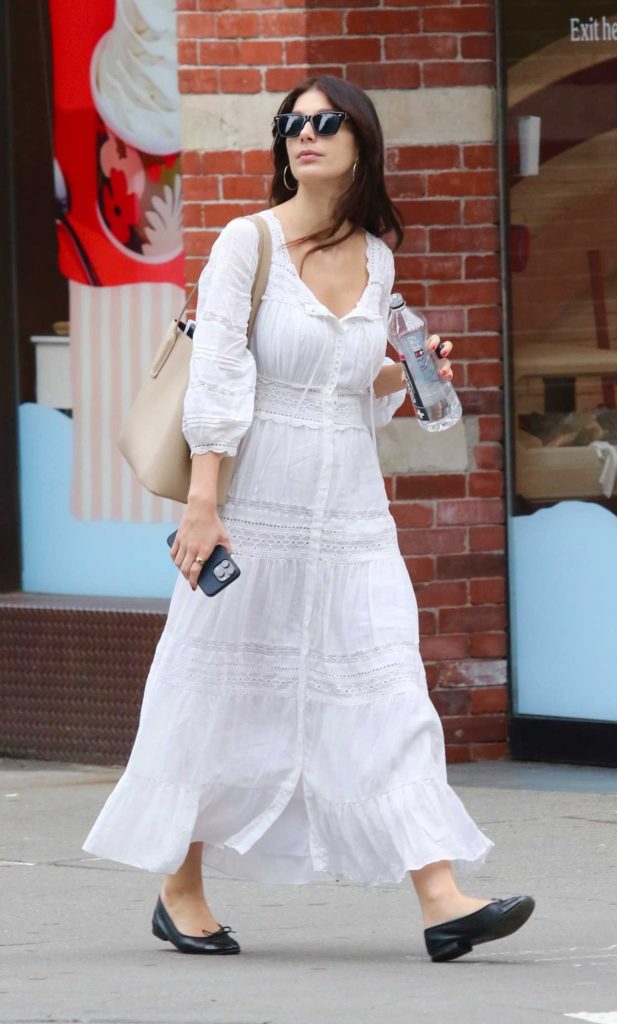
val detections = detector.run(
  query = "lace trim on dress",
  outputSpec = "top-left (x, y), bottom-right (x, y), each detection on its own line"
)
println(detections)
top-left (219, 515), bottom-right (400, 562)
top-left (153, 632), bottom-right (423, 704)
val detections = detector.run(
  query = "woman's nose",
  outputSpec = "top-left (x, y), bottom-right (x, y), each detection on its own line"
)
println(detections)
top-left (299, 121), bottom-right (316, 142)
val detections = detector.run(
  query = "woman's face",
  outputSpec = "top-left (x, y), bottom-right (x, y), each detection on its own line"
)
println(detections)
top-left (286, 87), bottom-right (358, 190)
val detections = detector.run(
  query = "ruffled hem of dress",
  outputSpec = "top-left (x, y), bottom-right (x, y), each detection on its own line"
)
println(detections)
top-left (82, 769), bottom-right (494, 886)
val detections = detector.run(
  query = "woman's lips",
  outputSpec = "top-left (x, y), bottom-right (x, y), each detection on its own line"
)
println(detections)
top-left (297, 152), bottom-right (321, 161)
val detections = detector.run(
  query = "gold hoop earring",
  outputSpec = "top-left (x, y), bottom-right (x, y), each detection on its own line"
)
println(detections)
top-left (283, 165), bottom-right (297, 192)
top-left (352, 160), bottom-right (359, 182)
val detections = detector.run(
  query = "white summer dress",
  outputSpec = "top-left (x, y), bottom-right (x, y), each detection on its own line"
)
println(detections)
top-left (83, 209), bottom-right (494, 886)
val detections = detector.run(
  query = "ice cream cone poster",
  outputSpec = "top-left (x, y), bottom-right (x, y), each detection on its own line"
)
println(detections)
top-left (49, 0), bottom-right (184, 288)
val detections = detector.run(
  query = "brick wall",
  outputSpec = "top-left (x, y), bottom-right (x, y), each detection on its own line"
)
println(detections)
top-left (177, 1), bottom-right (508, 763)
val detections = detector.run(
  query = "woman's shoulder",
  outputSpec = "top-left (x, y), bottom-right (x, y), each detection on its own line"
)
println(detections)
top-left (366, 229), bottom-right (395, 283)
top-left (216, 214), bottom-right (262, 249)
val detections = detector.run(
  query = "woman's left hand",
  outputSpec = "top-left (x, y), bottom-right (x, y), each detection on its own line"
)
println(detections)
top-left (428, 335), bottom-right (454, 381)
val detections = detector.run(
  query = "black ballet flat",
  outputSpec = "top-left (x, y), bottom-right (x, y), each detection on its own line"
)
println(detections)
top-left (424, 895), bottom-right (535, 962)
top-left (152, 895), bottom-right (241, 954)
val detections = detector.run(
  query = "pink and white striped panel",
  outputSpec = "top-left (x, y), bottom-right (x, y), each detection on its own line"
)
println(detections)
top-left (69, 280), bottom-right (188, 523)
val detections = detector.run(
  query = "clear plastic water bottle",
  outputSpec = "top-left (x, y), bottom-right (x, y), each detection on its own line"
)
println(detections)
top-left (387, 293), bottom-right (462, 432)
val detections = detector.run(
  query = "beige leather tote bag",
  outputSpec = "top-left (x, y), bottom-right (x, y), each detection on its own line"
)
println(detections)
top-left (117, 214), bottom-right (272, 505)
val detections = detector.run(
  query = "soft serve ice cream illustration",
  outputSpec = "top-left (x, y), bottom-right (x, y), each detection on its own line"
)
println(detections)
top-left (90, 0), bottom-right (182, 261)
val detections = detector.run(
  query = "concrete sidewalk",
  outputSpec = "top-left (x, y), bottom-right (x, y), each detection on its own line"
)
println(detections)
top-left (1, 756), bottom-right (617, 1024)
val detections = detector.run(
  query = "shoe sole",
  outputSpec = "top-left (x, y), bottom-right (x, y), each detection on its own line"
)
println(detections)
top-left (152, 920), bottom-right (241, 954)
top-left (430, 897), bottom-right (535, 963)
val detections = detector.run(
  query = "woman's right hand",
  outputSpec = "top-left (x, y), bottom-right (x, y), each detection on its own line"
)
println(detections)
top-left (170, 498), bottom-right (233, 591)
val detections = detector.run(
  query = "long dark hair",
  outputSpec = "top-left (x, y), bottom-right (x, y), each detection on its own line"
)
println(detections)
top-left (269, 75), bottom-right (404, 270)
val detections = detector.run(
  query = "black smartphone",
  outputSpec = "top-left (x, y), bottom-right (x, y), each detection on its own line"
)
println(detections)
top-left (166, 530), bottom-right (240, 596)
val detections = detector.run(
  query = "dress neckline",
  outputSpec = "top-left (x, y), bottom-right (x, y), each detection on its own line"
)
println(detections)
top-left (262, 208), bottom-right (373, 322)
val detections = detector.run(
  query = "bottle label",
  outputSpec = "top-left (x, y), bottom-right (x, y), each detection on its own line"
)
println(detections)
top-left (401, 358), bottom-right (429, 421)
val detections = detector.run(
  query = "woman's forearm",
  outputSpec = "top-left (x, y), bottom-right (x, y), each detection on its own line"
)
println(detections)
top-left (187, 450), bottom-right (225, 506)
top-left (373, 361), bottom-right (406, 398)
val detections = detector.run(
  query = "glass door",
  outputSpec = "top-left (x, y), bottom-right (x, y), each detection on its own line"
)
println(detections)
top-left (499, 0), bottom-right (617, 765)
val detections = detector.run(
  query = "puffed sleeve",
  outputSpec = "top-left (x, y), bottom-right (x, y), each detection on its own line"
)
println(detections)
top-left (370, 243), bottom-right (407, 428)
top-left (181, 216), bottom-right (259, 458)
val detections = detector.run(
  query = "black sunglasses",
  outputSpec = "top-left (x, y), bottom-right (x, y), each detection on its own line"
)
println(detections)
top-left (273, 110), bottom-right (351, 139)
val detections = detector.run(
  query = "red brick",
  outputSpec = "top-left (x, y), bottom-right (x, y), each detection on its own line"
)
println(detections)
top-left (259, 10), bottom-right (305, 34)
top-left (469, 525), bottom-right (505, 551)
top-left (400, 199), bottom-right (460, 226)
top-left (471, 686), bottom-right (508, 713)
top-left (421, 634), bottom-right (470, 660)
top-left (465, 197), bottom-right (499, 224)
top-left (219, 68), bottom-right (262, 93)
top-left (202, 201), bottom-right (260, 226)
top-left (470, 577), bottom-right (506, 605)
top-left (423, 62), bottom-right (496, 88)
top-left (415, 581), bottom-right (468, 608)
top-left (222, 176), bottom-right (269, 200)
top-left (305, 10), bottom-right (344, 34)
top-left (385, 34), bottom-right (457, 61)
top-left (478, 416), bottom-right (503, 442)
top-left (419, 610), bottom-right (437, 635)
top-left (399, 527), bottom-right (466, 556)
top-left (347, 62), bottom-right (421, 90)
top-left (183, 229), bottom-right (218, 256)
top-left (182, 177), bottom-right (220, 201)
top-left (461, 34), bottom-right (496, 60)
top-left (387, 173), bottom-right (427, 199)
top-left (422, 7), bottom-right (494, 32)
top-left (399, 226), bottom-right (428, 253)
top-left (203, 151), bottom-right (242, 174)
top-left (443, 714), bottom-right (507, 744)
top-left (460, 390), bottom-right (503, 416)
top-left (429, 226), bottom-right (498, 253)
top-left (181, 151), bottom-right (203, 175)
top-left (449, 334), bottom-right (501, 360)
top-left (216, 11), bottom-right (261, 37)
top-left (469, 471), bottom-right (504, 498)
top-left (266, 66), bottom-right (313, 92)
top-left (395, 255), bottom-right (462, 281)
top-left (426, 308), bottom-right (466, 334)
top-left (287, 38), bottom-right (380, 63)
top-left (387, 145), bottom-right (459, 172)
top-left (396, 474), bottom-right (466, 501)
top-left (199, 0), bottom-right (303, 6)
top-left (470, 741), bottom-right (509, 761)
top-left (243, 150), bottom-right (273, 174)
top-left (465, 254), bottom-right (500, 279)
top-left (467, 306), bottom-right (502, 332)
top-left (470, 632), bottom-right (507, 657)
top-left (440, 605), bottom-right (506, 633)
top-left (468, 362), bottom-right (504, 389)
top-left (346, 9), bottom-right (419, 33)
top-left (429, 281), bottom-right (500, 307)
top-left (383, 476), bottom-right (394, 501)
top-left (431, 689), bottom-right (471, 716)
top-left (437, 499), bottom-right (503, 526)
top-left (200, 40), bottom-right (284, 65)
top-left (178, 40), bottom-right (198, 65)
top-left (177, 12), bottom-right (216, 38)
top-left (445, 745), bottom-right (473, 764)
top-left (404, 556), bottom-right (435, 582)
top-left (393, 282), bottom-right (426, 306)
top-left (473, 444), bottom-right (503, 470)
top-left (183, 204), bottom-right (204, 228)
top-left (389, 502), bottom-right (434, 529)
top-left (179, 68), bottom-right (217, 93)
top-left (178, 0), bottom-right (197, 9)
top-left (428, 171), bottom-right (498, 198)
top-left (435, 658), bottom-right (507, 689)
top-left (463, 144), bottom-right (497, 170)
top-left (437, 553), bottom-right (505, 580)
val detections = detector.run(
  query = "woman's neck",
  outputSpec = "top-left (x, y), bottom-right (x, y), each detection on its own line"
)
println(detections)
top-left (283, 184), bottom-right (352, 241)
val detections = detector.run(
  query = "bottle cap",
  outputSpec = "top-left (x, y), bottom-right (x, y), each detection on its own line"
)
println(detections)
top-left (388, 292), bottom-right (405, 311)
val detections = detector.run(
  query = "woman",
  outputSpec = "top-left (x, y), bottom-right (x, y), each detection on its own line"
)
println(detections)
top-left (83, 76), bottom-right (535, 963)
